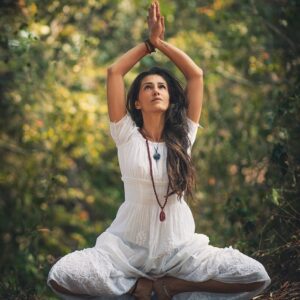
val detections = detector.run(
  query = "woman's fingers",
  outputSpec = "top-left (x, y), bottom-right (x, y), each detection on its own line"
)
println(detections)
top-left (152, 2), bottom-right (157, 21)
top-left (147, 8), bottom-right (154, 28)
top-left (156, 1), bottom-right (160, 19)
top-left (148, 3), bottom-right (153, 20)
top-left (161, 15), bottom-right (165, 29)
top-left (160, 16), bottom-right (165, 40)
top-left (161, 16), bottom-right (166, 40)
top-left (148, 1), bottom-right (165, 41)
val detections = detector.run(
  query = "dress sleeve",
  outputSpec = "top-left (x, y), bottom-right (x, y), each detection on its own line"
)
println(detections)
top-left (187, 117), bottom-right (203, 147)
top-left (109, 112), bottom-right (137, 147)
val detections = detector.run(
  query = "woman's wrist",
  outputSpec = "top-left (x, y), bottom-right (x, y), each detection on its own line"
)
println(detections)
top-left (149, 37), bottom-right (161, 48)
top-left (144, 39), bottom-right (156, 54)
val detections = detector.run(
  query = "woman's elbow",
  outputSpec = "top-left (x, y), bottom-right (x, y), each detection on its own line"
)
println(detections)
top-left (107, 65), bottom-right (124, 77)
top-left (188, 68), bottom-right (204, 80)
top-left (195, 67), bottom-right (204, 78)
top-left (107, 65), bottom-right (116, 75)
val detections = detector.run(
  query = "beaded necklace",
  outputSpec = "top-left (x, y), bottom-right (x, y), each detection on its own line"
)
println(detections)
top-left (139, 128), bottom-right (170, 222)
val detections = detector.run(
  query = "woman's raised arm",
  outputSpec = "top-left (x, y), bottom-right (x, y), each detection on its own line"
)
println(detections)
top-left (148, 1), bottom-right (204, 124)
top-left (106, 44), bottom-right (148, 123)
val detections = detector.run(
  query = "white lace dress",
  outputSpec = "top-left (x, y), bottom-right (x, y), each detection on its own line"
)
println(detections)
top-left (47, 113), bottom-right (271, 300)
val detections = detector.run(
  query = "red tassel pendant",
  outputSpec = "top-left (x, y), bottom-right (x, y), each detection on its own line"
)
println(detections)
top-left (159, 210), bottom-right (166, 222)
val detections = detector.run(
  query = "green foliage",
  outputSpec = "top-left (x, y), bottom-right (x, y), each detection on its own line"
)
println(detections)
top-left (0, 0), bottom-right (299, 298)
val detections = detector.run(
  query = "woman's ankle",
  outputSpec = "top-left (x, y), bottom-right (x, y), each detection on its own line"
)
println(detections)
top-left (128, 277), bottom-right (153, 298)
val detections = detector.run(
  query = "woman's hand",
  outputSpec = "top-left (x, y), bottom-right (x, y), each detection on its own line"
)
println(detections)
top-left (147, 1), bottom-right (165, 47)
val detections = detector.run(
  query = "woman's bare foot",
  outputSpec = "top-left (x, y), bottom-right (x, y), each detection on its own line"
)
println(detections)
top-left (128, 277), bottom-right (153, 300)
top-left (153, 276), bottom-right (176, 300)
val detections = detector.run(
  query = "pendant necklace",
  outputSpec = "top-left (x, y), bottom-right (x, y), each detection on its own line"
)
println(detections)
top-left (153, 145), bottom-right (161, 161)
top-left (139, 128), bottom-right (170, 222)
top-left (139, 128), bottom-right (161, 161)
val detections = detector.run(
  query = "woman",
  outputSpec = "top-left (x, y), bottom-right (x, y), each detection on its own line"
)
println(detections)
top-left (47, 1), bottom-right (271, 299)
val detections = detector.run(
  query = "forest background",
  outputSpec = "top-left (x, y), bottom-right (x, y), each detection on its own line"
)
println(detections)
top-left (0, 0), bottom-right (299, 299)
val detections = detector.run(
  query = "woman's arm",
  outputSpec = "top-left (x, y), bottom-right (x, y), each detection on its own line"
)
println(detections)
top-left (107, 4), bottom-right (165, 123)
top-left (106, 43), bottom-right (149, 123)
top-left (148, 1), bottom-right (204, 124)
top-left (155, 40), bottom-right (204, 124)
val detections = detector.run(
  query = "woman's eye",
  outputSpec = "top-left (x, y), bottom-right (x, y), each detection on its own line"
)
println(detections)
top-left (145, 86), bottom-right (151, 89)
top-left (159, 85), bottom-right (166, 89)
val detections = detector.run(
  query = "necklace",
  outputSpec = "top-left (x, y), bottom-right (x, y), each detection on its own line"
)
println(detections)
top-left (153, 145), bottom-right (161, 161)
top-left (139, 128), bottom-right (170, 222)
top-left (139, 128), bottom-right (162, 161)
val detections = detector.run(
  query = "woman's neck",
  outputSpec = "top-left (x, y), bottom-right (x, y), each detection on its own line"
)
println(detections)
top-left (141, 113), bottom-right (165, 142)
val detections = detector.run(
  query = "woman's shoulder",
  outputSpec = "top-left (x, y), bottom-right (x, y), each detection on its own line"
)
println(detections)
top-left (186, 116), bottom-right (203, 147)
top-left (109, 112), bottom-right (138, 147)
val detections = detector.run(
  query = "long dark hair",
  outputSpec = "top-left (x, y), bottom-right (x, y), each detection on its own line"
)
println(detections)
top-left (126, 66), bottom-right (196, 201)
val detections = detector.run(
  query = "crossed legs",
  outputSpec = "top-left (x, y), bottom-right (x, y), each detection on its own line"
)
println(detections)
top-left (161, 276), bottom-right (265, 298)
top-left (129, 276), bottom-right (266, 300)
top-left (50, 276), bottom-right (265, 299)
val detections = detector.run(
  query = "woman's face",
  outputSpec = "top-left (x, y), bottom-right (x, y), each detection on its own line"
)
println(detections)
top-left (135, 74), bottom-right (170, 114)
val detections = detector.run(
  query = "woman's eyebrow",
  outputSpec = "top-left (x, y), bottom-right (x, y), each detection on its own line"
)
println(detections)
top-left (142, 82), bottom-right (153, 86)
top-left (142, 82), bottom-right (166, 86)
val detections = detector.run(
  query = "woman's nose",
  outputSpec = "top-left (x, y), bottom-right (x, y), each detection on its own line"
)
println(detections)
top-left (153, 87), bottom-right (160, 95)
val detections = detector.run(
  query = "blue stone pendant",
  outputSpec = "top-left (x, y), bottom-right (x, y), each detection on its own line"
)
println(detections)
top-left (153, 152), bottom-right (161, 161)
top-left (153, 146), bottom-right (160, 161)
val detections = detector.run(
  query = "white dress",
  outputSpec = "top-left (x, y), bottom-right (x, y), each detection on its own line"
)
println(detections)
top-left (47, 113), bottom-right (271, 300)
